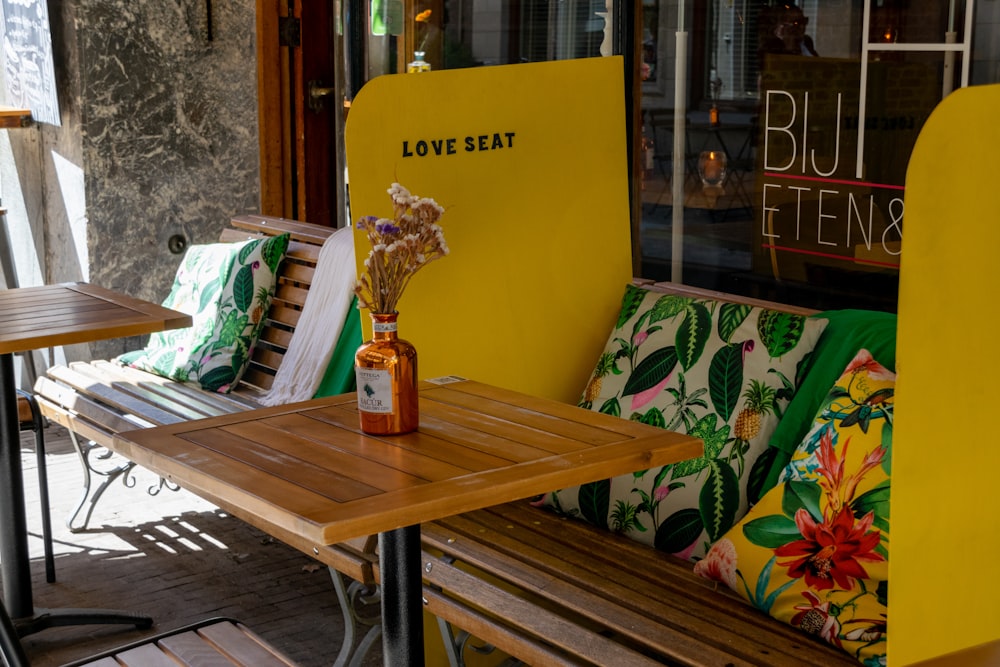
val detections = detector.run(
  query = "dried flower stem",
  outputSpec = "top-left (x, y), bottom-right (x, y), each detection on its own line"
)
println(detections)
top-left (354, 183), bottom-right (449, 314)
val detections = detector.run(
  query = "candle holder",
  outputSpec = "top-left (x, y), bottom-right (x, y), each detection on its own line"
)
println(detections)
top-left (698, 150), bottom-right (727, 206)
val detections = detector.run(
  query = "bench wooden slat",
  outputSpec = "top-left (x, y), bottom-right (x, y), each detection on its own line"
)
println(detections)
top-left (420, 549), bottom-right (667, 667)
top-left (112, 643), bottom-right (182, 667)
top-left (160, 623), bottom-right (293, 667)
top-left (71, 620), bottom-right (300, 667)
top-left (229, 214), bottom-right (335, 246)
top-left (68, 361), bottom-right (224, 423)
top-left (249, 347), bottom-right (284, 375)
top-left (34, 377), bottom-right (149, 437)
top-left (486, 503), bottom-right (843, 664)
top-left (423, 517), bottom-right (766, 667)
top-left (422, 588), bottom-right (581, 667)
top-left (48, 364), bottom-right (183, 427)
top-left (424, 503), bottom-right (855, 666)
top-left (94, 361), bottom-right (250, 416)
top-left (267, 304), bottom-right (302, 331)
top-left (275, 262), bottom-right (316, 288)
top-left (272, 282), bottom-right (310, 310)
top-left (257, 326), bottom-right (293, 350)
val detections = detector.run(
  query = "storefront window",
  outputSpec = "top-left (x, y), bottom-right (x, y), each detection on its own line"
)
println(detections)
top-left (640, 0), bottom-right (994, 313)
top-left (357, 1), bottom-right (998, 314)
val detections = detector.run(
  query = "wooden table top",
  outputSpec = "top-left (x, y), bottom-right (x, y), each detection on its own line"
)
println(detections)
top-left (0, 107), bottom-right (32, 129)
top-left (112, 378), bottom-right (704, 546)
top-left (0, 282), bottom-right (191, 354)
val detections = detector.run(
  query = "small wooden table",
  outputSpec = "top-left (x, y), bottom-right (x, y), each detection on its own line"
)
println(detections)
top-left (112, 377), bottom-right (703, 666)
top-left (0, 282), bottom-right (191, 634)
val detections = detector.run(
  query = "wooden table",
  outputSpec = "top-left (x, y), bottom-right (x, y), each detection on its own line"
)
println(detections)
top-left (0, 282), bottom-right (190, 634)
top-left (111, 377), bottom-right (703, 666)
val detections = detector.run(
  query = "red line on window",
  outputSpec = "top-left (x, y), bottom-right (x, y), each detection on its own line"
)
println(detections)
top-left (763, 172), bottom-right (905, 191)
top-left (761, 244), bottom-right (901, 269)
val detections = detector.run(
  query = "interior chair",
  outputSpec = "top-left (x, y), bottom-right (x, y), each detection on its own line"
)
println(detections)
top-left (0, 598), bottom-right (297, 667)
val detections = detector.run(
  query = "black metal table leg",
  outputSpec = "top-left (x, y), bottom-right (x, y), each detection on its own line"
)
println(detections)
top-left (379, 525), bottom-right (423, 666)
top-left (0, 354), bottom-right (152, 636)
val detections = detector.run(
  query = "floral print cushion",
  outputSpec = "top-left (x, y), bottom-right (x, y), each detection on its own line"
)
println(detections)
top-left (121, 233), bottom-right (290, 393)
top-left (695, 349), bottom-right (892, 665)
top-left (538, 284), bottom-right (828, 561)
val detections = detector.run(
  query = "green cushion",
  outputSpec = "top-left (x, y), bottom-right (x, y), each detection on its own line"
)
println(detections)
top-left (762, 309), bottom-right (897, 491)
top-left (121, 233), bottom-right (290, 393)
top-left (312, 298), bottom-right (363, 398)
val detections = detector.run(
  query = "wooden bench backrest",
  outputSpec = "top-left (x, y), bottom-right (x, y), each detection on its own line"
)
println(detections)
top-left (219, 214), bottom-right (337, 393)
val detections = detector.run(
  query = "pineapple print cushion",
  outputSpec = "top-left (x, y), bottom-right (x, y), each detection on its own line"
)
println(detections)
top-left (537, 284), bottom-right (828, 561)
top-left (694, 349), bottom-right (892, 665)
top-left (120, 233), bottom-right (290, 393)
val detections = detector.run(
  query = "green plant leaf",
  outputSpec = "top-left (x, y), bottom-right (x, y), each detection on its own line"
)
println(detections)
top-left (598, 396), bottom-right (621, 417)
top-left (617, 284), bottom-right (648, 328)
top-left (261, 233), bottom-right (289, 273)
top-left (232, 264), bottom-right (256, 312)
top-left (742, 513), bottom-right (801, 548)
top-left (237, 238), bottom-right (261, 264)
top-left (654, 508), bottom-right (703, 553)
top-left (699, 460), bottom-right (740, 542)
top-left (746, 447), bottom-right (777, 506)
top-left (194, 277), bottom-right (223, 313)
top-left (621, 347), bottom-right (678, 396)
top-left (579, 480), bottom-right (610, 529)
top-left (690, 413), bottom-right (730, 460)
top-left (648, 294), bottom-right (691, 324)
top-left (852, 480), bottom-right (891, 522)
top-left (756, 310), bottom-right (806, 358)
top-left (676, 303), bottom-right (711, 370)
top-left (782, 480), bottom-right (822, 522)
top-left (718, 302), bottom-right (752, 342)
top-left (708, 343), bottom-right (744, 422)
top-left (635, 407), bottom-right (666, 429)
top-left (200, 365), bottom-right (237, 392)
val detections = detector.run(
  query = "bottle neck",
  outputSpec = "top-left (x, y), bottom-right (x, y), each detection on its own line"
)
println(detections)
top-left (370, 312), bottom-right (399, 340)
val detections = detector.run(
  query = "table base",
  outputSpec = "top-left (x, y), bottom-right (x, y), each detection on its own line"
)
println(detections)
top-left (379, 526), bottom-right (423, 667)
top-left (13, 608), bottom-right (152, 637)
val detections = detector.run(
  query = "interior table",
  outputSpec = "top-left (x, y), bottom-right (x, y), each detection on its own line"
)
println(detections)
top-left (111, 376), bottom-right (704, 666)
top-left (0, 282), bottom-right (191, 635)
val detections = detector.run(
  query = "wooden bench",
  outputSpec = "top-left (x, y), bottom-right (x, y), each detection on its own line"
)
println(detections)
top-left (420, 501), bottom-right (855, 666)
top-left (32, 215), bottom-right (380, 664)
top-left (36, 266), bottom-right (861, 666)
top-left (403, 282), bottom-right (857, 666)
top-left (34, 215), bottom-right (338, 530)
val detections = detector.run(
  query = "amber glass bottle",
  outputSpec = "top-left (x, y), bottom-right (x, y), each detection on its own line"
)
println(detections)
top-left (354, 312), bottom-right (419, 435)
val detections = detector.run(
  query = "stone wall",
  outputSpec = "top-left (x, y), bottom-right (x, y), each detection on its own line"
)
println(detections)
top-left (23, 0), bottom-right (260, 364)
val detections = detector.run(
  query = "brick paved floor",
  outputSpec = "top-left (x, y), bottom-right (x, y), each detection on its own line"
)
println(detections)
top-left (9, 423), bottom-right (383, 666)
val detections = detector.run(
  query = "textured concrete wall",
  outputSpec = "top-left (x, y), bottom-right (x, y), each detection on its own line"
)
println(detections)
top-left (33, 0), bottom-right (260, 362)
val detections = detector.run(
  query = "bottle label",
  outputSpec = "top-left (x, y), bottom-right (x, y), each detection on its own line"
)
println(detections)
top-left (356, 367), bottom-right (394, 413)
top-left (372, 320), bottom-right (398, 334)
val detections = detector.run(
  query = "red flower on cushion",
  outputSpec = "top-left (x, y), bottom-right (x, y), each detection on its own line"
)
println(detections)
top-left (775, 507), bottom-right (883, 591)
top-left (815, 430), bottom-right (886, 516)
top-left (791, 591), bottom-right (844, 647)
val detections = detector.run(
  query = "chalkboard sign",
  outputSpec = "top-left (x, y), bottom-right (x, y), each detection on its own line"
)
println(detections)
top-left (1, 0), bottom-right (58, 126)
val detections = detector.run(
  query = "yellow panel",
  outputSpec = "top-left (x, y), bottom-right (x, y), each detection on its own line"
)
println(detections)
top-left (345, 58), bottom-right (633, 404)
top-left (892, 83), bottom-right (1000, 664)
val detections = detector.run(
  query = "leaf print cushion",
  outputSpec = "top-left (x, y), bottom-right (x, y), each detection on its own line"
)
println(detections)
top-left (539, 283), bottom-right (828, 562)
top-left (694, 349), bottom-right (892, 665)
top-left (120, 233), bottom-right (290, 393)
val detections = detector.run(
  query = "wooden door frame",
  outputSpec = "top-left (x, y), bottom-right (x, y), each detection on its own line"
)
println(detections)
top-left (257, 0), bottom-right (285, 218)
top-left (256, 0), bottom-right (337, 226)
